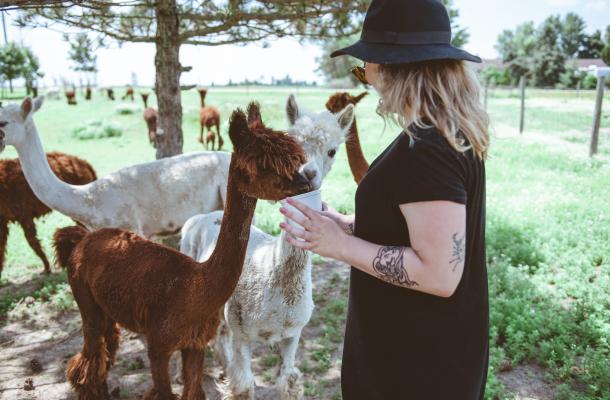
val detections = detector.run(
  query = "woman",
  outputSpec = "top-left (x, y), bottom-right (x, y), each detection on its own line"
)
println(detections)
top-left (279, 0), bottom-right (490, 399)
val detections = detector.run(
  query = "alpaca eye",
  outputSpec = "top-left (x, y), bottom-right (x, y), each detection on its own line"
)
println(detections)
top-left (327, 149), bottom-right (336, 158)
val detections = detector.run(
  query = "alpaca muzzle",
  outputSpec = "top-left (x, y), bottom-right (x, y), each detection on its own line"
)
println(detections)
top-left (293, 171), bottom-right (313, 194)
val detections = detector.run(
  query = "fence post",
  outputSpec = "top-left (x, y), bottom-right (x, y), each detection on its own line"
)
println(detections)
top-left (519, 76), bottom-right (526, 134)
top-left (590, 76), bottom-right (605, 157)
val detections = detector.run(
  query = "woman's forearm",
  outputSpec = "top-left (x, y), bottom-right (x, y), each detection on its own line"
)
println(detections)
top-left (337, 235), bottom-right (456, 298)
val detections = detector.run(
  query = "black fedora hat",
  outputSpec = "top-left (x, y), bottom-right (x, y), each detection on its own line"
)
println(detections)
top-left (331, 0), bottom-right (481, 64)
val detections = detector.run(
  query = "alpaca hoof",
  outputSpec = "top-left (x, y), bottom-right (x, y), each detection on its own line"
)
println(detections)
top-left (278, 370), bottom-right (303, 400)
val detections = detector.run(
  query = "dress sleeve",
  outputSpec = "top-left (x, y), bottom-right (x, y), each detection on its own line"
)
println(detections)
top-left (392, 137), bottom-right (467, 205)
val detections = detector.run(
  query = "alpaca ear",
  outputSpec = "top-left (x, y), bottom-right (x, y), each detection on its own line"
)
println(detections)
top-left (228, 108), bottom-right (250, 149)
top-left (336, 104), bottom-right (355, 130)
top-left (32, 96), bottom-right (44, 113)
top-left (20, 97), bottom-right (33, 119)
top-left (286, 94), bottom-right (299, 126)
top-left (353, 92), bottom-right (368, 104)
top-left (247, 102), bottom-right (262, 125)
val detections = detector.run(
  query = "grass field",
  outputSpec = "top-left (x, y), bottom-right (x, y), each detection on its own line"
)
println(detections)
top-left (0, 86), bottom-right (609, 400)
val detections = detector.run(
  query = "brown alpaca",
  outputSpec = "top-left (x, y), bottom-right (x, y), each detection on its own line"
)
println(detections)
top-left (65, 90), bottom-right (77, 106)
top-left (0, 152), bottom-right (96, 277)
top-left (85, 86), bottom-right (92, 100)
top-left (106, 89), bottom-right (115, 101)
top-left (53, 103), bottom-right (310, 400)
top-left (326, 92), bottom-right (369, 184)
top-left (122, 86), bottom-right (134, 101)
top-left (197, 88), bottom-right (223, 151)
top-left (141, 93), bottom-right (158, 147)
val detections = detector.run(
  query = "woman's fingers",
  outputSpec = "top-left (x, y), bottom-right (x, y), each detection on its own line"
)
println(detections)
top-left (280, 206), bottom-right (312, 230)
top-left (284, 230), bottom-right (314, 250)
top-left (280, 222), bottom-right (312, 241)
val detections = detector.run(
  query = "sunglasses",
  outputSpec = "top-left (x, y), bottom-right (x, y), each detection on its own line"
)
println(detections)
top-left (351, 62), bottom-right (369, 85)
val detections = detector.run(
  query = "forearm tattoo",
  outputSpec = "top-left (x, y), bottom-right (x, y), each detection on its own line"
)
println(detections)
top-left (372, 246), bottom-right (419, 287)
top-left (449, 232), bottom-right (465, 272)
top-left (347, 223), bottom-right (355, 235)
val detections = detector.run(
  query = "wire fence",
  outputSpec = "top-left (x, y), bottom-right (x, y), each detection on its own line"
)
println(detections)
top-left (483, 81), bottom-right (610, 157)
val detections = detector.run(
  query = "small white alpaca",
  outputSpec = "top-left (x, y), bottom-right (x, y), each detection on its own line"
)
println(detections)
top-left (179, 94), bottom-right (354, 399)
top-left (0, 96), bottom-right (230, 240)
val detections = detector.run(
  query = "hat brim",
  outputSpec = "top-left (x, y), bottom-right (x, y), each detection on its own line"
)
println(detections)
top-left (331, 40), bottom-right (482, 64)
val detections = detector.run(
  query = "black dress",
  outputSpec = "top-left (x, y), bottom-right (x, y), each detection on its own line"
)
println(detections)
top-left (341, 126), bottom-right (488, 400)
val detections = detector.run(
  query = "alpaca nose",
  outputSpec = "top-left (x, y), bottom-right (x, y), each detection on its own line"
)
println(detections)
top-left (303, 169), bottom-right (317, 182)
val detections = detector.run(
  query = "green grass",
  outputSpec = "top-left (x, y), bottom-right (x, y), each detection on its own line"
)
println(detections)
top-left (1, 86), bottom-right (609, 399)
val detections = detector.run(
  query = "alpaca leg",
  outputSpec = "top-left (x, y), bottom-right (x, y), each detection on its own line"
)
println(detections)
top-left (209, 131), bottom-right (216, 151)
top-left (181, 349), bottom-right (206, 400)
top-left (66, 284), bottom-right (111, 400)
top-left (0, 219), bottom-right (8, 278)
top-left (19, 219), bottom-right (51, 274)
top-left (103, 319), bottom-right (120, 367)
top-left (213, 313), bottom-right (232, 371)
top-left (216, 124), bottom-right (223, 151)
top-left (225, 336), bottom-right (255, 400)
top-left (143, 347), bottom-right (177, 400)
top-left (277, 335), bottom-right (303, 400)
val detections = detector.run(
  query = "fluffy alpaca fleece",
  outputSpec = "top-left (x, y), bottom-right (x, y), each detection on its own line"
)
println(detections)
top-left (179, 95), bottom-right (354, 399)
top-left (0, 152), bottom-right (97, 277)
top-left (141, 93), bottom-right (158, 146)
top-left (198, 88), bottom-right (223, 151)
top-left (326, 91), bottom-right (369, 184)
top-left (0, 97), bottom-right (231, 240)
top-left (53, 103), bottom-right (310, 400)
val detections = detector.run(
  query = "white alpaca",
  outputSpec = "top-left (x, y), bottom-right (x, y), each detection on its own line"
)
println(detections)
top-left (179, 94), bottom-right (354, 399)
top-left (0, 97), bottom-right (230, 239)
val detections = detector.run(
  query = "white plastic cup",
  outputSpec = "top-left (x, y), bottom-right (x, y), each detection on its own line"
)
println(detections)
top-left (281, 189), bottom-right (322, 232)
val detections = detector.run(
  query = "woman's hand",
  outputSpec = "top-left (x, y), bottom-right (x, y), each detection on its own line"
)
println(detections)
top-left (279, 198), bottom-right (350, 260)
top-left (320, 202), bottom-right (355, 235)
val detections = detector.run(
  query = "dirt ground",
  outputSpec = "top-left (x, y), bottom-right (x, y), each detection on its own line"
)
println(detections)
top-left (0, 262), bottom-right (347, 400)
top-left (0, 260), bottom-right (561, 400)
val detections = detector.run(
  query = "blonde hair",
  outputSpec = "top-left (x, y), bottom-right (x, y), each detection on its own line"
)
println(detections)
top-left (375, 60), bottom-right (490, 160)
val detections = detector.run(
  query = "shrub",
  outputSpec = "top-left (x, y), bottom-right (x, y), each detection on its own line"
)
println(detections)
top-left (72, 120), bottom-right (123, 140)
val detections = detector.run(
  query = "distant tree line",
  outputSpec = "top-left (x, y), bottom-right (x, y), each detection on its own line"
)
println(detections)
top-left (488, 13), bottom-right (610, 88)
top-left (225, 75), bottom-right (317, 87)
top-left (0, 42), bottom-right (43, 95)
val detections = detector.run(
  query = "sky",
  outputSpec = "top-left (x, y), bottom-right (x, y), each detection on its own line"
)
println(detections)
top-left (2, 0), bottom-right (610, 87)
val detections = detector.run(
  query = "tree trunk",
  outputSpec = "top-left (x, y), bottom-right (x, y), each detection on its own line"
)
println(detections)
top-left (154, 0), bottom-right (183, 159)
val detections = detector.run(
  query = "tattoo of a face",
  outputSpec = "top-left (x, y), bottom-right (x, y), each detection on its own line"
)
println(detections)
top-left (347, 223), bottom-right (355, 235)
top-left (372, 246), bottom-right (419, 287)
top-left (450, 232), bottom-right (465, 272)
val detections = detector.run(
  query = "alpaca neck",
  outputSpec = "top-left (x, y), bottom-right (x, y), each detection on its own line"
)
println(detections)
top-left (15, 120), bottom-right (90, 220)
top-left (345, 117), bottom-right (369, 184)
top-left (199, 93), bottom-right (206, 108)
top-left (143, 97), bottom-right (148, 108)
top-left (271, 231), bottom-right (311, 305)
top-left (201, 155), bottom-right (257, 310)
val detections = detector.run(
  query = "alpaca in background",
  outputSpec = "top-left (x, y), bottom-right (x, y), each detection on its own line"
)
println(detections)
top-left (122, 86), bottom-right (134, 101)
top-left (141, 93), bottom-right (158, 146)
top-left (65, 90), bottom-right (77, 105)
top-left (325, 91), bottom-right (369, 184)
top-left (85, 86), bottom-right (92, 100)
top-left (106, 88), bottom-right (115, 101)
top-left (53, 103), bottom-right (310, 400)
top-left (179, 95), bottom-right (355, 399)
top-left (0, 152), bottom-right (97, 278)
top-left (0, 96), bottom-right (233, 241)
top-left (197, 88), bottom-right (223, 151)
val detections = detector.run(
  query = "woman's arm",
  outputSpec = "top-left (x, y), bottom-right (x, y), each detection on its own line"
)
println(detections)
top-left (280, 198), bottom-right (466, 298)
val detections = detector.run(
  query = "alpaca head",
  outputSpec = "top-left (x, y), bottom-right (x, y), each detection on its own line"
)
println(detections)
top-left (141, 93), bottom-right (149, 102)
top-left (198, 88), bottom-right (207, 99)
top-left (286, 94), bottom-right (354, 190)
top-left (0, 96), bottom-right (44, 154)
top-left (325, 92), bottom-right (368, 114)
top-left (229, 102), bottom-right (311, 200)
